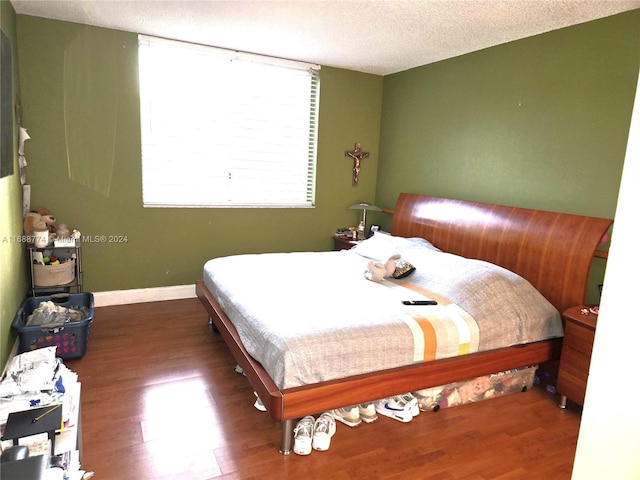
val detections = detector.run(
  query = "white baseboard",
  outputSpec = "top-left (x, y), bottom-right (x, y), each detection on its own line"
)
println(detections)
top-left (93, 284), bottom-right (197, 307)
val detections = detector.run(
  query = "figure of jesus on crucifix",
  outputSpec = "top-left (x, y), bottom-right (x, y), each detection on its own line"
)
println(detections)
top-left (345, 142), bottom-right (369, 186)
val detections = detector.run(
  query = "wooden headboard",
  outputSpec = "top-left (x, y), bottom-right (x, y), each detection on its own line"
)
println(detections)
top-left (391, 193), bottom-right (613, 315)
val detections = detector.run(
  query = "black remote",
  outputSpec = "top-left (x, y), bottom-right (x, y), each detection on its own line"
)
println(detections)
top-left (402, 300), bottom-right (437, 305)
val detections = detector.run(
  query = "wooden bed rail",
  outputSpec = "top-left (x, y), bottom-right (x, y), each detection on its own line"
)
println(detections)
top-left (195, 280), bottom-right (284, 416)
top-left (279, 339), bottom-right (561, 420)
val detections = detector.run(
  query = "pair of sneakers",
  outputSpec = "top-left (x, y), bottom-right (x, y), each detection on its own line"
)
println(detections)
top-left (330, 403), bottom-right (378, 427)
top-left (374, 393), bottom-right (420, 423)
top-left (293, 412), bottom-right (336, 455)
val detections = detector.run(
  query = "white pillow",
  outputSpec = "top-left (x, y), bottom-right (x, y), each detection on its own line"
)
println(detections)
top-left (350, 232), bottom-right (440, 261)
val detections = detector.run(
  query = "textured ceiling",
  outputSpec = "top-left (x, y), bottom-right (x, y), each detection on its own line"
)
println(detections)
top-left (9, 0), bottom-right (640, 75)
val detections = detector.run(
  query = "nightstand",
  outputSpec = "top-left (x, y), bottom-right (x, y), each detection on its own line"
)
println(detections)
top-left (557, 306), bottom-right (597, 408)
top-left (333, 236), bottom-right (360, 251)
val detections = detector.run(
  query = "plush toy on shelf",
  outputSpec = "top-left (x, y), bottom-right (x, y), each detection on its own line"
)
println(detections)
top-left (23, 207), bottom-right (56, 235)
top-left (23, 207), bottom-right (56, 247)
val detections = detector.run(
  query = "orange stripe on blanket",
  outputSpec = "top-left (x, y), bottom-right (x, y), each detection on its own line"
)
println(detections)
top-left (410, 313), bottom-right (438, 362)
top-left (379, 279), bottom-right (479, 362)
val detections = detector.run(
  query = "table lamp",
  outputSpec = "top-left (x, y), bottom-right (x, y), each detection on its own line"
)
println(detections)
top-left (348, 202), bottom-right (381, 239)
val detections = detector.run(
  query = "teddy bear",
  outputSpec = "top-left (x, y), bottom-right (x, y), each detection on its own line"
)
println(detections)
top-left (23, 207), bottom-right (56, 235)
top-left (364, 254), bottom-right (401, 282)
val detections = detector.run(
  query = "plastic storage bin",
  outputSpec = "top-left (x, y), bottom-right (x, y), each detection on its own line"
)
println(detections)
top-left (12, 292), bottom-right (94, 359)
top-left (413, 365), bottom-right (538, 412)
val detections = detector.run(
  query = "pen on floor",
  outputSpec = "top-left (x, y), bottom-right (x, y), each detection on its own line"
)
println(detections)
top-left (32, 404), bottom-right (61, 423)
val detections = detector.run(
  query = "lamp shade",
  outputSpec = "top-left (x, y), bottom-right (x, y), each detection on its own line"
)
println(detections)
top-left (347, 202), bottom-right (381, 231)
top-left (347, 202), bottom-right (381, 212)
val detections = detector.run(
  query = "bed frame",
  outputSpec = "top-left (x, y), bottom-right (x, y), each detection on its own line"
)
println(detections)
top-left (195, 193), bottom-right (612, 454)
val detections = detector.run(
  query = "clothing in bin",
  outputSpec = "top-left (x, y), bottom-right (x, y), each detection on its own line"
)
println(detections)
top-left (12, 293), bottom-right (94, 360)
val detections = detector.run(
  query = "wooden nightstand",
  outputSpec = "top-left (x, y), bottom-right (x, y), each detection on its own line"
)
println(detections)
top-left (557, 306), bottom-right (598, 408)
top-left (333, 236), bottom-right (360, 251)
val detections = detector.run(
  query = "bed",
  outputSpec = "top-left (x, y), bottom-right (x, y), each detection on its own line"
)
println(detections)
top-left (195, 193), bottom-right (612, 454)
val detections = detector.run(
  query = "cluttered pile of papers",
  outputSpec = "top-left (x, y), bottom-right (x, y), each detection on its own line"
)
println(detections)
top-left (0, 346), bottom-right (77, 421)
top-left (0, 347), bottom-right (85, 478)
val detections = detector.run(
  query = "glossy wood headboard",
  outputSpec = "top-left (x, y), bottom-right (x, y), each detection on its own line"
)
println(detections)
top-left (391, 193), bottom-right (613, 314)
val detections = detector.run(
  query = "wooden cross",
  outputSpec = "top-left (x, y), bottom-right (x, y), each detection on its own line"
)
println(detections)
top-left (345, 142), bottom-right (369, 186)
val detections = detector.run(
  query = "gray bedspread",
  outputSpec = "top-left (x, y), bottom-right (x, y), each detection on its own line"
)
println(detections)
top-left (203, 234), bottom-right (563, 389)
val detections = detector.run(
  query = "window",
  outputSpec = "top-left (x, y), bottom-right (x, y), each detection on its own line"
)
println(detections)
top-left (138, 35), bottom-right (320, 208)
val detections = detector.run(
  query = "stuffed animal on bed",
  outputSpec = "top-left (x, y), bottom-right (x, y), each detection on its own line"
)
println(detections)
top-left (364, 254), bottom-right (416, 282)
top-left (364, 254), bottom-right (401, 282)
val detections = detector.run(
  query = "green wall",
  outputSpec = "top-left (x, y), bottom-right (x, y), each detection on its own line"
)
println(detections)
top-left (377, 10), bottom-right (638, 216)
top-left (375, 10), bottom-right (639, 303)
top-left (0, 1), bottom-right (28, 368)
top-left (15, 16), bottom-right (383, 292)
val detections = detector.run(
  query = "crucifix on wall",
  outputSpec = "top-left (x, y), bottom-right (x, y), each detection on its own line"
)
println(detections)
top-left (345, 142), bottom-right (369, 186)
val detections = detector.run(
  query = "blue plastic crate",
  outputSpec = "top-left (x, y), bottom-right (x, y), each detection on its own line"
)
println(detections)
top-left (12, 293), bottom-right (94, 359)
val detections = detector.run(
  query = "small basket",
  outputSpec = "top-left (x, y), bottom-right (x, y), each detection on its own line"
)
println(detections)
top-left (33, 259), bottom-right (75, 287)
top-left (12, 293), bottom-right (94, 359)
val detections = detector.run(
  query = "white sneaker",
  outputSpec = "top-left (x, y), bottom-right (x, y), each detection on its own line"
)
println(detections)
top-left (399, 392), bottom-right (420, 417)
top-left (375, 397), bottom-right (413, 423)
top-left (312, 412), bottom-right (336, 451)
top-left (253, 392), bottom-right (266, 412)
top-left (358, 402), bottom-right (378, 423)
top-left (293, 416), bottom-right (315, 455)
top-left (331, 405), bottom-right (361, 427)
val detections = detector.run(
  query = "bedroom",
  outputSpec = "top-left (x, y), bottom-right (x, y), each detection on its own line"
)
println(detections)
top-left (0, 1), bottom-right (639, 477)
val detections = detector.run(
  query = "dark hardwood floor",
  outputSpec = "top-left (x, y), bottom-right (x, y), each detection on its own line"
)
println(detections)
top-left (65, 298), bottom-right (582, 479)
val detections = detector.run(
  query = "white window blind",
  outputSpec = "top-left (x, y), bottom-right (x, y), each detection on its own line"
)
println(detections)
top-left (138, 35), bottom-right (320, 208)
